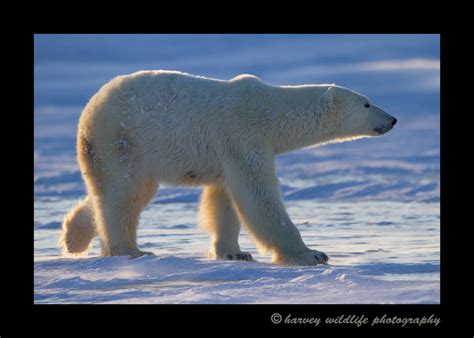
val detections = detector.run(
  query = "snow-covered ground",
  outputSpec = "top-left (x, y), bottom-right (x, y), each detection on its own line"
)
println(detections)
top-left (34, 34), bottom-right (440, 303)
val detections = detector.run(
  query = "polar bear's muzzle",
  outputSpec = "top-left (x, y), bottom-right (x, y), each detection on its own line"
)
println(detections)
top-left (374, 117), bottom-right (397, 135)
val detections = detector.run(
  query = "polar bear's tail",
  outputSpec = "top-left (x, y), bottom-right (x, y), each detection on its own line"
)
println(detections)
top-left (60, 195), bottom-right (96, 255)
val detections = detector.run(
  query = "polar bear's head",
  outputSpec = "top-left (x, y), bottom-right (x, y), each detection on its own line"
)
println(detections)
top-left (319, 85), bottom-right (397, 141)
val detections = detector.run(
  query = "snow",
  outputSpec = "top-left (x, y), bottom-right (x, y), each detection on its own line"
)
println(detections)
top-left (34, 34), bottom-right (440, 304)
top-left (34, 255), bottom-right (439, 304)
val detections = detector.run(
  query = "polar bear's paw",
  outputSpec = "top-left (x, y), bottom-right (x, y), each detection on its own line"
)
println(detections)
top-left (103, 247), bottom-right (155, 259)
top-left (128, 250), bottom-right (155, 259)
top-left (275, 250), bottom-right (329, 266)
top-left (210, 251), bottom-right (255, 262)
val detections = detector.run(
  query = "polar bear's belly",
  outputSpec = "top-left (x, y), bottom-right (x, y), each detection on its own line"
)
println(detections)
top-left (158, 153), bottom-right (225, 187)
top-left (138, 128), bottom-right (225, 187)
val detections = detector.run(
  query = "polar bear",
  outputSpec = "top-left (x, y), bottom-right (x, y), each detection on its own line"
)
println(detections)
top-left (60, 70), bottom-right (397, 265)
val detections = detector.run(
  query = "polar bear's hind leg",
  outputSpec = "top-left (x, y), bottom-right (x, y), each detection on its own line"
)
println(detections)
top-left (93, 173), bottom-right (159, 257)
top-left (78, 130), bottom-right (159, 257)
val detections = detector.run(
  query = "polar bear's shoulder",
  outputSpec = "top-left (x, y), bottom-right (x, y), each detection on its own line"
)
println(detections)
top-left (229, 74), bottom-right (262, 83)
top-left (228, 74), bottom-right (266, 91)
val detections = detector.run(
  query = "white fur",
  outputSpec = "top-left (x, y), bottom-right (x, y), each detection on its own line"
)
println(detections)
top-left (61, 70), bottom-right (396, 264)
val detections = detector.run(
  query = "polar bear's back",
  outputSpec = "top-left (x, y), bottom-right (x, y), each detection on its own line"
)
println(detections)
top-left (88, 71), bottom-right (235, 122)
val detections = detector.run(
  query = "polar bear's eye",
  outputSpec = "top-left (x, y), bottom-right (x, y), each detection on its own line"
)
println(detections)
top-left (364, 103), bottom-right (370, 108)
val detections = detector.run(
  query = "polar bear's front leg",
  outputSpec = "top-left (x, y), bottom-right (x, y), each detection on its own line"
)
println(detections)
top-left (200, 184), bottom-right (254, 261)
top-left (223, 153), bottom-right (329, 265)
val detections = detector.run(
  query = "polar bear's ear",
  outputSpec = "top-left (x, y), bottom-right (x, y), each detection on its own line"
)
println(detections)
top-left (320, 86), bottom-right (335, 112)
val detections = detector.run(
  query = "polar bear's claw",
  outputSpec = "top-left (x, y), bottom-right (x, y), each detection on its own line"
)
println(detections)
top-left (100, 249), bottom-right (154, 259)
top-left (312, 251), bottom-right (329, 264)
top-left (223, 252), bottom-right (254, 261)
top-left (129, 250), bottom-right (155, 259)
top-left (315, 252), bottom-right (329, 263)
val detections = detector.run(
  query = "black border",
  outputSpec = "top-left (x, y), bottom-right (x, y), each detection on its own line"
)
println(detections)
top-left (26, 29), bottom-right (461, 334)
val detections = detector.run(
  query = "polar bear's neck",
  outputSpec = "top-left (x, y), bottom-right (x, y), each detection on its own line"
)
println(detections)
top-left (264, 85), bottom-right (341, 154)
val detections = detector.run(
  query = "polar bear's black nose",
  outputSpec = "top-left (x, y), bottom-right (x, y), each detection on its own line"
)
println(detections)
top-left (391, 118), bottom-right (397, 126)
